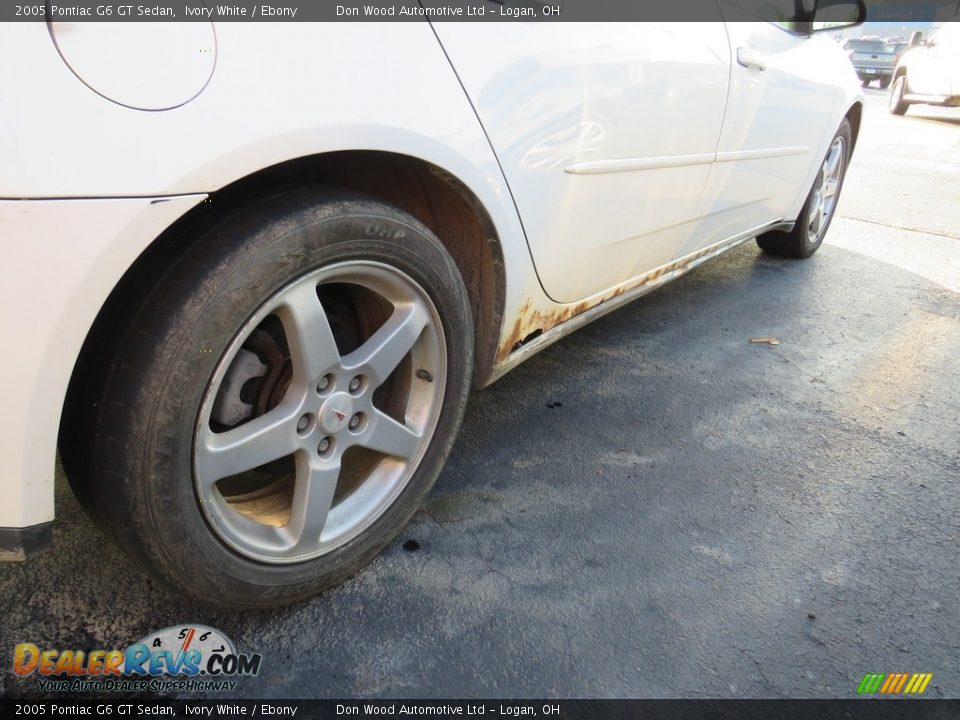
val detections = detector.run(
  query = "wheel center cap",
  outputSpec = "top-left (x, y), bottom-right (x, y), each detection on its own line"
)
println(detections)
top-left (319, 393), bottom-right (354, 434)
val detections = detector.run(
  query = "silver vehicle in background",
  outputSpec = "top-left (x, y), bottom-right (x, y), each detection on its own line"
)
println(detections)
top-left (890, 24), bottom-right (960, 114)
top-left (844, 38), bottom-right (898, 87)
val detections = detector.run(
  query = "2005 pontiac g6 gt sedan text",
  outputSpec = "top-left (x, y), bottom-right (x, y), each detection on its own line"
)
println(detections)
top-left (0, 4), bottom-right (866, 607)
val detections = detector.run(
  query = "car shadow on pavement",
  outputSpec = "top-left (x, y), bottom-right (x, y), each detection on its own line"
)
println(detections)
top-left (3, 242), bottom-right (959, 699)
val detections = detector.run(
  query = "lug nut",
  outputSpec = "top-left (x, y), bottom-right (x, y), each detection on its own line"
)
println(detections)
top-left (317, 375), bottom-right (332, 393)
top-left (318, 437), bottom-right (331, 454)
top-left (349, 376), bottom-right (362, 393)
top-left (297, 414), bottom-right (311, 433)
top-left (349, 413), bottom-right (362, 430)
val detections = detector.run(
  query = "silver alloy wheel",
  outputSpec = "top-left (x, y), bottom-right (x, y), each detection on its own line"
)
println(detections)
top-left (806, 136), bottom-right (845, 245)
top-left (193, 261), bottom-right (446, 564)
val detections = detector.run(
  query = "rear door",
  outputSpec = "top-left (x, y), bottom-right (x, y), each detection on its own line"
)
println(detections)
top-left (428, 17), bottom-right (731, 303)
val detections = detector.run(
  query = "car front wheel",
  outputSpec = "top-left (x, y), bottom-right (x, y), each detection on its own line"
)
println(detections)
top-left (756, 118), bottom-right (851, 259)
top-left (74, 190), bottom-right (473, 608)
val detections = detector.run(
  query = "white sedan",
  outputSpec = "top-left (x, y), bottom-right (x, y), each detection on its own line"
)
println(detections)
top-left (0, 7), bottom-right (865, 606)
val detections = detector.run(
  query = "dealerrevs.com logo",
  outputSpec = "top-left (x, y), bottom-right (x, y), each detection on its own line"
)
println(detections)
top-left (13, 625), bottom-right (262, 693)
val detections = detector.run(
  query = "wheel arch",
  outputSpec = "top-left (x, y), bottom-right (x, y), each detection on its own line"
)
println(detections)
top-left (60, 151), bottom-right (507, 478)
top-left (845, 100), bottom-right (863, 156)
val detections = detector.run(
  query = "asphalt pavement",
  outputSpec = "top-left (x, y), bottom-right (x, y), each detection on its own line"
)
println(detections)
top-left (2, 90), bottom-right (959, 700)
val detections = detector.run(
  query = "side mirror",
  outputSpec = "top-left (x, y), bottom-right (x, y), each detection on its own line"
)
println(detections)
top-left (909, 31), bottom-right (924, 47)
top-left (809, 0), bottom-right (867, 32)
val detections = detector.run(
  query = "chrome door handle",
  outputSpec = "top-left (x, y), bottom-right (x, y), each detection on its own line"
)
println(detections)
top-left (737, 47), bottom-right (767, 71)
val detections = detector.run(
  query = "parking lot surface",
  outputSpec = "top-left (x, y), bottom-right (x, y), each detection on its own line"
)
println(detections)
top-left (2, 90), bottom-right (959, 699)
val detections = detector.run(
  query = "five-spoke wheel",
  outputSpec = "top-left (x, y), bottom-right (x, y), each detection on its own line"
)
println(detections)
top-left (805, 136), bottom-right (845, 246)
top-left (195, 262), bottom-right (446, 563)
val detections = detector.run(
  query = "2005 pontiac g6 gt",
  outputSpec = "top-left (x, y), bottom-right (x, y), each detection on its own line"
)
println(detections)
top-left (0, 3), bottom-right (867, 606)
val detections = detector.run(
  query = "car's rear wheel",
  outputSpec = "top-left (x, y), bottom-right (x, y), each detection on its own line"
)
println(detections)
top-left (861, 78), bottom-right (872, 87)
top-left (75, 190), bottom-right (473, 608)
top-left (889, 74), bottom-right (910, 115)
top-left (756, 118), bottom-right (851, 259)
top-left (879, 76), bottom-right (892, 90)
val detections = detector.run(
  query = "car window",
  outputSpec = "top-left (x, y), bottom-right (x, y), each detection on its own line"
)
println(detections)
top-left (846, 40), bottom-right (887, 53)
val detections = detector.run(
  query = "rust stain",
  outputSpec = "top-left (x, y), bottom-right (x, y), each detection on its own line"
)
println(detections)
top-left (496, 294), bottom-right (599, 363)
top-left (496, 244), bottom-right (720, 363)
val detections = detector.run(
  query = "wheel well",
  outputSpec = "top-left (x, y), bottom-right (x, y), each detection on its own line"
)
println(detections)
top-left (67, 152), bottom-right (506, 409)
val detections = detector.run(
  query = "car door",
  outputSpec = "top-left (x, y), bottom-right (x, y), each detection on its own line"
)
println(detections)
top-left (428, 16), bottom-right (731, 303)
top-left (675, 15), bottom-right (836, 258)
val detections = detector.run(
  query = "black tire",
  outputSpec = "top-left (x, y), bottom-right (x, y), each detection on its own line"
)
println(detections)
top-left (756, 118), bottom-right (852, 259)
top-left (879, 76), bottom-right (892, 90)
top-left (861, 78), bottom-right (872, 87)
top-left (76, 189), bottom-right (473, 608)
top-left (889, 74), bottom-right (910, 115)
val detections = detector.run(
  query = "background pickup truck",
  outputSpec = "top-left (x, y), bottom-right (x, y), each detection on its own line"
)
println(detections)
top-left (844, 38), bottom-right (897, 88)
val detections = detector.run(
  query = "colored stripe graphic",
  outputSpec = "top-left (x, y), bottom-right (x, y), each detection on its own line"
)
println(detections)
top-left (879, 674), bottom-right (897, 693)
top-left (907, 673), bottom-right (933, 694)
top-left (857, 672), bottom-right (933, 694)
top-left (893, 673), bottom-right (909, 693)
top-left (857, 673), bottom-right (886, 694)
